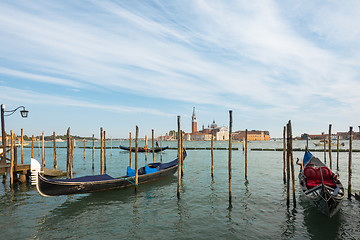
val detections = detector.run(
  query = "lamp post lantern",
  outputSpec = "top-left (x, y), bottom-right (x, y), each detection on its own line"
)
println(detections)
top-left (1, 104), bottom-right (29, 164)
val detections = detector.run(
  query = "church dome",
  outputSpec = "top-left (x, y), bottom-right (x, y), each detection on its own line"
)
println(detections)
top-left (210, 120), bottom-right (217, 129)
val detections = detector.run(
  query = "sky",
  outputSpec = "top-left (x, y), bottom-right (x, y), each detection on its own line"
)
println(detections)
top-left (1, 0), bottom-right (360, 139)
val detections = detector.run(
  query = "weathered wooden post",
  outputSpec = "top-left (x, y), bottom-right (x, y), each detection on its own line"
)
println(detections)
top-left (180, 130), bottom-right (184, 177)
top-left (66, 127), bottom-right (70, 179)
top-left (245, 129), bottom-right (248, 180)
top-left (336, 136), bottom-right (339, 170)
top-left (160, 135), bottom-right (163, 160)
top-left (104, 130), bottom-right (107, 171)
top-left (177, 116), bottom-right (182, 199)
top-left (110, 136), bottom-right (113, 156)
top-left (70, 136), bottom-right (73, 179)
top-left (286, 124), bottom-right (290, 208)
top-left (329, 124), bottom-right (332, 170)
top-left (152, 129), bottom-right (155, 163)
top-left (283, 126), bottom-right (286, 184)
top-left (92, 134), bottom-right (95, 169)
top-left (0, 104), bottom-right (6, 165)
top-left (135, 126), bottom-right (139, 191)
top-left (288, 120), bottom-right (296, 208)
top-left (211, 129), bottom-right (214, 178)
top-left (31, 135), bottom-right (34, 159)
top-left (100, 127), bottom-right (103, 174)
top-left (53, 132), bottom-right (57, 169)
top-left (129, 132), bottom-right (132, 168)
top-left (348, 126), bottom-right (353, 199)
top-left (323, 132), bottom-right (326, 163)
top-left (83, 139), bottom-right (86, 159)
top-left (145, 135), bottom-right (148, 161)
top-left (10, 130), bottom-right (14, 186)
top-left (42, 131), bottom-right (45, 169)
top-left (228, 110), bottom-right (233, 204)
top-left (21, 128), bottom-right (24, 164)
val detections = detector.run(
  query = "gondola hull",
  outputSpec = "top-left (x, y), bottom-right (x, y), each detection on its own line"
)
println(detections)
top-left (33, 151), bottom-right (186, 197)
top-left (37, 165), bottom-right (178, 197)
top-left (299, 151), bottom-right (344, 217)
top-left (119, 145), bottom-right (168, 152)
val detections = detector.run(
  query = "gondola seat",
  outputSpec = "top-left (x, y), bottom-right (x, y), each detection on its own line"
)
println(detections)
top-left (304, 166), bottom-right (318, 188)
top-left (318, 166), bottom-right (336, 188)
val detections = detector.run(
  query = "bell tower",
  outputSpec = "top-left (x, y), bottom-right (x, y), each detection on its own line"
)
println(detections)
top-left (192, 107), bottom-right (197, 133)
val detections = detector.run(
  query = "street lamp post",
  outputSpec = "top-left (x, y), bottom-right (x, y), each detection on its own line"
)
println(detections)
top-left (1, 104), bottom-right (29, 164)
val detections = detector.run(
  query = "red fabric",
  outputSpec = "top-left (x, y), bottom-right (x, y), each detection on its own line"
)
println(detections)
top-left (318, 166), bottom-right (336, 187)
top-left (304, 167), bottom-right (318, 188)
top-left (303, 166), bottom-right (336, 188)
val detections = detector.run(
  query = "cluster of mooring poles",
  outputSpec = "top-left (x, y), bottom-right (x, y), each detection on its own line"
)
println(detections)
top-left (282, 120), bottom-right (296, 208)
top-left (283, 122), bottom-right (356, 205)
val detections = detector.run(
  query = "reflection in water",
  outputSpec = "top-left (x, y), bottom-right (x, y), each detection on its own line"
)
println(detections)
top-left (301, 196), bottom-right (342, 240)
top-left (281, 208), bottom-right (297, 239)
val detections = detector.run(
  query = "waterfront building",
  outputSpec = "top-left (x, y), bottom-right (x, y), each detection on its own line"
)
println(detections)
top-left (232, 130), bottom-right (270, 141)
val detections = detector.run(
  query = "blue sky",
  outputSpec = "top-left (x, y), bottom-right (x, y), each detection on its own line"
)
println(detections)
top-left (1, 0), bottom-right (360, 138)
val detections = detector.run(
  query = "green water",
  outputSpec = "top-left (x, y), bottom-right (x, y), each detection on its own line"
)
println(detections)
top-left (1, 140), bottom-right (360, 239)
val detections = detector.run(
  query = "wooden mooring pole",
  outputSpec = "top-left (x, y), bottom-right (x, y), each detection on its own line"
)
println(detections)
top-left (104, 130), bottom-right (106, 171)
top-left (348, 126), bottom-right (353, 199)
top-left (283, 126), bottom-right (286, 184)
top-left (92, 134), bottom-right (95, 169)
top-left (245, 129), bottom-right (248, 181)
top-left (323, 132), bottom-right (326, 164)
top-left (286, 123), bottom-right (290, 207)
top-left (337, 136), bottom-right (339, 170)
top-left (329, 124), bottom-right (332, 170)
top-left (42, 131), bottom-right (45, 168)
top-left (228, 110), bottom-right (233, 204)
top-left (31, 135), bottom-right (34, 159)
top-left (21, 128), bottom-right (23, 164)
top-left (129, 132), bottom-right (132, 168)
top-left (10, 130), bottom-right (14, 186)
top-left (53, 131), bottom-right (57, 169)
top-left (66, 127), bottom-right (70, 179)
top-left (100, 127), bottom-right (103, 174)
top-left (211, 130), bottom-right (214, 178)
top-left (70, 136), bottom-right (73, 179)
top-left (160, 135), bottom-right (163, 161)
top-left (152, 129), bottom-right (155, 163)
top-left (83, 139), bottom-right (86, 159)
top-left (135, 126), bottom-right (139, 191)
top-left (288, 121), bottom-right (296, 208)
top-left (177, 116), bottom-right (182, 199)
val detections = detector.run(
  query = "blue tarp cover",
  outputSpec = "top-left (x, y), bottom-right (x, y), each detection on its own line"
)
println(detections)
top-left (303, 151), bottom-right (313, 167)
top-left (47, 174), bottom-right (114, 182)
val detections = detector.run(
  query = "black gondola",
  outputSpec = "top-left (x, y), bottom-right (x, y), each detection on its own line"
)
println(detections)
top-left (31, 150), bottom-right (186, 197)
top-left (119, 145), bottom-right (168, 152)
top-left (298, 151), bottom-right (344, 217)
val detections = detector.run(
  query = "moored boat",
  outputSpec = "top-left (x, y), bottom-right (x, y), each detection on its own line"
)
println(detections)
top-left (298, 151), bottom-right (344, 217)
top-left (119, 145), bottom-right (168, 152)
top-left (31, 150), bottom-right (186, 197)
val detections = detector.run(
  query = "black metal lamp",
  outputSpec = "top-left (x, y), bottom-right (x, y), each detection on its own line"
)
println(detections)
top-left (4, 105), bottom-right (29, 118)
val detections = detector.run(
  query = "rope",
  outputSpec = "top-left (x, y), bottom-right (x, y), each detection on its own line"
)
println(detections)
top-left (121, 176), bottom-right (138, 186)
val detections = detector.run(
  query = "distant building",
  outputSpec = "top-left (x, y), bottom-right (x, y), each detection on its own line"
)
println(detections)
top-left (185, 119), bottom-right (229, 141)
top-left (232, 130), bottom-right (270, 141)
top-left (192, 107), bottom-right (197, 133)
